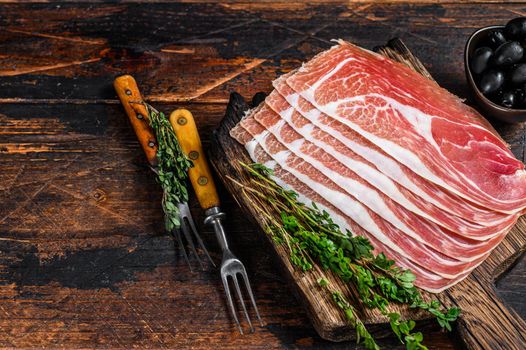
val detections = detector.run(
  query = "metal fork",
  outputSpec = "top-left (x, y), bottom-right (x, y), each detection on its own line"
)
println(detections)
top-left (169, 108), bottom-right (263, 333)
top-left (205, 208), bottom-right (263, 334)
top-left (151, 166), bottom-right (214, 271)
top-left (114, 75), bottom-right (214, 272)
top-left (173, 202), bottom-right (215, 271)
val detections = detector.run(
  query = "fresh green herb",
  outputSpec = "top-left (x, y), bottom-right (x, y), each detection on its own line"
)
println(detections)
top-left (145, 104), bottom-right (192, 231)
top-left (413, 300), bottom-right (460, 332)
top-left (230, 162), bottom-right (460, 350)
top-left (387, 312), bottom-right (428, 350)
top-left (318, 278), bottom-right (380, 350)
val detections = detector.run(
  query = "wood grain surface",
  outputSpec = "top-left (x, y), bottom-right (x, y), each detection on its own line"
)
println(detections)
top-left (0, 2), bottom-right (525, 349)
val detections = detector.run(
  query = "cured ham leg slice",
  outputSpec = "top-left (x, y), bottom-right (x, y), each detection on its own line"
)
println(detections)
top-left (286, 41), bottom-right (526, 214)
top-left (262, 89), bottom-right (518, 241)
top-left (273, 73), bottom-right (512, 227)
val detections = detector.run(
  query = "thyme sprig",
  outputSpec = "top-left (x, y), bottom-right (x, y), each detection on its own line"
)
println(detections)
top-left (318, 278), bottom-right (380, 350)
top-left (232, 162), bottom-right (460, 350)
top-left (145, 104), bottom-right (192, 231)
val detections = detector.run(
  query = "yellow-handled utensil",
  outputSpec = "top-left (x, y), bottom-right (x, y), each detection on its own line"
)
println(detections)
top-left (169, 108), bottom-right (220, 210)
top-left (170, 108), bottom-right (263, 334)
top-left (114, 75), bottom-right (214, 271)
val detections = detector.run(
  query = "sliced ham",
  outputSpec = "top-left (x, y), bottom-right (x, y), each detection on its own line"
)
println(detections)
top-left (237, 118), bottom-right (489, 279)
top-left (286, 41), bottom-right (526, 214)
top-left (229, 40), bottom-right (524, 292)
top-left (273, 74), bottom-right (512, 227)
top-left (232, 124), bottom-right (476, 292)
top-left (246, 103), bottom-right (509, 260)
top-left (263, 89), bottom-right (518, 240)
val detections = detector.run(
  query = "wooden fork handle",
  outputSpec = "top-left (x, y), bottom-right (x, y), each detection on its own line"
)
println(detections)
top-left (169, 109), bottom-right (220, 210)
top-left (114, 75), bottom-right (158, 166)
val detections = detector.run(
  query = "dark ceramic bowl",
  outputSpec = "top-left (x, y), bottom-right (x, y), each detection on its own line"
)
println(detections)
top-left (465, 25), bottom-right (526, 123)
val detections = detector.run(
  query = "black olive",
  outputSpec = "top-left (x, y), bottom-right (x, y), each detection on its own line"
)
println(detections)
top-left (514, 87), bottom-right (526, 107)
top-left (479, 70), bottom-right (505, 95)
top-left (487, 30), bottom-right (507, 48)
top-left (511, 85), bottom-right (526, 107)
top-left (493, 41), bottom-right (524, 66)
top-left (470, 47), bottom-right (493, 74)
top-left (488, 89), bottom-right (504, 105)
top-left (500, 90), bottom-right (516, 108)
top-left (505, 17), bottom-right (526, 40)
top-left (510, 63), bottom-right (526, 84)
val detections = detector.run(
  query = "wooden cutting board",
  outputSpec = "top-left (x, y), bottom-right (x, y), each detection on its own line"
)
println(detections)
top-left (208, 38), bottom-right (526, 350)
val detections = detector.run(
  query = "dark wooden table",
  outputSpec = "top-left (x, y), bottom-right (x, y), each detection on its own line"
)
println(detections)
top-left (1, 2), bottom-right (525, 349)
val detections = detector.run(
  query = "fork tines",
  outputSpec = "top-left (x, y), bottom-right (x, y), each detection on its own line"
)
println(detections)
top-left (221, 256), bottom-right (263, 334)
top-left (173, 202), bottom-right (215, 271)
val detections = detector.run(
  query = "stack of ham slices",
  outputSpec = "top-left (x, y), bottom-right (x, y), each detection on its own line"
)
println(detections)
top-left (230, 40), bottom-right (526, 293)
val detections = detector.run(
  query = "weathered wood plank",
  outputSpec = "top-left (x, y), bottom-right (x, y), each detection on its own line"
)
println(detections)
top-left (1, 3), bottom-right (525, 105)
top-left (1, 2), bottom-right (525, 349)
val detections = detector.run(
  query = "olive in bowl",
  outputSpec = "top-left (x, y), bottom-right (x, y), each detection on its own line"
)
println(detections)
top-left (465, 18), bottom-right (526, 123)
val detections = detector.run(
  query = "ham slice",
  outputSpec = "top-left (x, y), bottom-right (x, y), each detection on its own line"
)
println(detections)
top-left (263, 89), bottom-right (518, 240)
top-left (230, 40), bottom-right (525, 292)
top-left (286, 41), bottom-right (526, 214)
top-left (245, 103), bottom-right (509, 261)
top-left (273, 74), bottom-right (512, 227)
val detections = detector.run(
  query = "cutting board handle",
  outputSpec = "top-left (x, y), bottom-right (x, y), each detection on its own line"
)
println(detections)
top-left (449, 267), bottom-right (526, 349)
